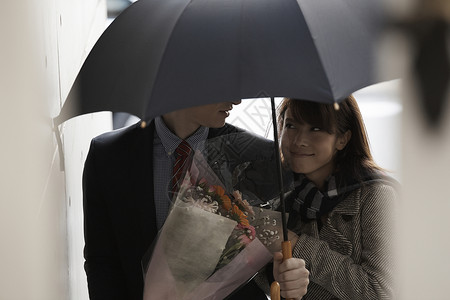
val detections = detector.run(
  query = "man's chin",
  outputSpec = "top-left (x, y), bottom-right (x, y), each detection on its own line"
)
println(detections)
top-left (210, 120), bottom-right (227, 128)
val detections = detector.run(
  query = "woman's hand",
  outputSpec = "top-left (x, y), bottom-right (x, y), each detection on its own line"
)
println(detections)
top-left (273, 252), bottom-right (309, 299)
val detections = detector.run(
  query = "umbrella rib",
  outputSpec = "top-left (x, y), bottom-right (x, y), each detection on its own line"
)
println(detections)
top-left (293, 0), bottom-right (336, 101)
top-left (144, 0), bottom-right (194, 121)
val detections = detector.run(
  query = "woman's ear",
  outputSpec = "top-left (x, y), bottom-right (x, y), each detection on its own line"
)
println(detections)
top-left (336, 130), bottom-right (351, 150)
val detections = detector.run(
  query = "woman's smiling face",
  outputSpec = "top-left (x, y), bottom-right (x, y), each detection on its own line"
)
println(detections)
top-left (281, 107), bottom-right (348, 188)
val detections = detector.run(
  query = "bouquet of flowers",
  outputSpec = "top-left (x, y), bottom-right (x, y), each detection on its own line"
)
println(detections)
top-left (143, 150), bottom-right (283, 300)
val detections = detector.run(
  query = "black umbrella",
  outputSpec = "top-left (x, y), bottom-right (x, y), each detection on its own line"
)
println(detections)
top-left (53, 0), bottom-right (392, 296)
top-left (53, 0), bottom-right (390, 127)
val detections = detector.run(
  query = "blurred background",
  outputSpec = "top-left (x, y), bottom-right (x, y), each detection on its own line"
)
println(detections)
top-left (1, 0), bottom-right (448, 299)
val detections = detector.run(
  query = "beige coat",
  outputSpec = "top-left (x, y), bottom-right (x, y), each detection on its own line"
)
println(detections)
top-left (290, 182), bottom-right (398, 300)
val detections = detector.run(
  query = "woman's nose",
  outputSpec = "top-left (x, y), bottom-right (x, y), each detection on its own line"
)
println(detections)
top-left (293, 131), bottom-right (308, 147)
top-left (231, 99), bottom-right (242, 105)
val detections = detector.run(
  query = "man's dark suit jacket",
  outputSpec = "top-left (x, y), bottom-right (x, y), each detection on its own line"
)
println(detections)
top-left (83, 121), bottom-right (278, 300)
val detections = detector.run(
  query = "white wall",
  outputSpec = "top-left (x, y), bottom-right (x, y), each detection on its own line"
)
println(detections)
top-left (0, 0), bottom-right (109, 299)
top-left (55, 2), bottom-right (112, 299)
top-left (55, 1), bottom-right (113, 299)
top-left (63, 113), bottom-right (112, 300)
top-left (0, 1), bottom-right (68, 299)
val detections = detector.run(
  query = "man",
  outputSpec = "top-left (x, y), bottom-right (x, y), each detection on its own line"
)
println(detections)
top-left (83, 100), bottom-right (308, 299)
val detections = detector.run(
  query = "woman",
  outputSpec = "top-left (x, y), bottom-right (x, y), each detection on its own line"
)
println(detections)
top-left (277, 96), bottom-right (398, 299)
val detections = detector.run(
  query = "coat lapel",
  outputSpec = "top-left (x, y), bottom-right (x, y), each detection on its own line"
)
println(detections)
top-left (330, 189), bottom-right (360, 216)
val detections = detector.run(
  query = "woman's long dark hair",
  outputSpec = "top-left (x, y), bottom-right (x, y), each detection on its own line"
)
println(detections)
top-left (277, 95), bottom-right (383, 183)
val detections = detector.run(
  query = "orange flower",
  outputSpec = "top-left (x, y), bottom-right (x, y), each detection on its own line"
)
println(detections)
top-left (232, 205), bottom-right (249, 227)
top-left (214, 185), bottom-right (225, 196)
top-left (213, 185), bottom-right (232, 210)
top-left (221, 195), bottom-right (232, 211)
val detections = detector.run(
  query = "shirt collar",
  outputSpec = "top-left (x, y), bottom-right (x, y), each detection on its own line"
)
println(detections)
top-left (155, 116), bottom-right (209, 156)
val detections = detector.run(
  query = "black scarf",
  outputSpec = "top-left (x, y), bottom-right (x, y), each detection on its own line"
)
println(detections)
top-left (285, 170), bottom-right (393, 224)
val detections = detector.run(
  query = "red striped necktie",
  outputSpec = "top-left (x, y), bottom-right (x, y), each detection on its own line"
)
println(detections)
top-left (172, 140), bottom-right (193, 192)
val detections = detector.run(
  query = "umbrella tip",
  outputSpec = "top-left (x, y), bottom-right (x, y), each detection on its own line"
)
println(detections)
top-left (140, 121), bottom-right (147, 128)
top-left (334, 102), bottom-right (340, 111)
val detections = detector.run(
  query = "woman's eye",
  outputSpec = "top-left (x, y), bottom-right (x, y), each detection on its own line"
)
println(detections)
top-left (311, 127), bottom-right (321, 131)
top-left (285, 123), bottom-right (295, 129)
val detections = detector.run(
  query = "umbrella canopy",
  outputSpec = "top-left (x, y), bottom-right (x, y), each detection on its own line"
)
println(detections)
top-left (54, 0), bottom-right (389, 126)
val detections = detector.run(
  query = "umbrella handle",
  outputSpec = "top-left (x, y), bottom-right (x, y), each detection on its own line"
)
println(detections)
top-left (282, 240), bottom-right (292, 261)
top-left (270, 241), bottom-right (294, 300)
top-left (270, 281), bottom-right (280, 300)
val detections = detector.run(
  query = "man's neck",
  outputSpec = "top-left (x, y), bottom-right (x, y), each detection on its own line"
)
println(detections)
top-left (162, 112), bottom-right (200, 139)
